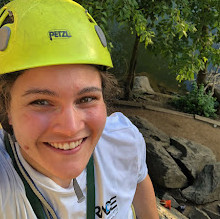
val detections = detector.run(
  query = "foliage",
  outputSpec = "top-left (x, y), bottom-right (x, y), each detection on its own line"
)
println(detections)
top-left (147, 0), bottom-right (220, 82)
top-left (171, 82), bottom-right (219, 118)
top-left (77, 0), bottom-right (220, 84)
top-left (76, 0), bottom-right (156, 52)
top-left (113, 0), bottom-right (155, 47)
top-left (0, 0), bottom-right (10, 8)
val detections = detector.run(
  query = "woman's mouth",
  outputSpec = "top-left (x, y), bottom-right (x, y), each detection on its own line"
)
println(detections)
top-left (46, 139), bottom-right (84, 150)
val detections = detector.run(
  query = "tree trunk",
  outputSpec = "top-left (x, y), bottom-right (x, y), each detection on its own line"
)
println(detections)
top-left (197, 68), bottom-right (207, 85)
top-left (124, 34), bottom-right (140, 100)
top-left (197, 24), bottom-right (209, 85)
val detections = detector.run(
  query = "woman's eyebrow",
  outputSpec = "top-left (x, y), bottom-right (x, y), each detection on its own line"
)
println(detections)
top-left (77, 87), bottom-right (102, 95)
top-left (22, 88), bottom-right (57, 97)
top-left (22, 87), bottom-right (102, 97)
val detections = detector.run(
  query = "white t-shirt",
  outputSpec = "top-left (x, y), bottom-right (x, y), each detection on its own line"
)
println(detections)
top-left (0, 112), bottom-right (148, 218)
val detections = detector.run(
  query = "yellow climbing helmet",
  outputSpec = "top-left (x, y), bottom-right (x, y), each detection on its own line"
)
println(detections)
top-left (0, 0), bottom-right (113, 75)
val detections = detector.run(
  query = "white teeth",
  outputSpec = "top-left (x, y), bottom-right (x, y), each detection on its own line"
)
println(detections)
top-left (63, 143), bottom-right (69, 150)
top-left (70, 142), bottom-right (76, 149)
top-left (49, 139), bottom-right (83, 150)
top-left (52, 143), bottom-right (58, 148)
top-left (58, 143), bottom-right (63, 149)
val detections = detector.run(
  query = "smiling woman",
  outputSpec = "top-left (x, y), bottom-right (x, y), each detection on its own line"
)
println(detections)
top-left (0, 0), bottom-right (158, 218)
top-left (8, 65), bottom-right (107, 187)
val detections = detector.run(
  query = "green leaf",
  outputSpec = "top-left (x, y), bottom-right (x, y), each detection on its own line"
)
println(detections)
top-left (202, 56), bottom-right (208, 63)
top-left (101, 17), bottom-right (107, 25)
top-left (183, 30), bottom-right (187, 37)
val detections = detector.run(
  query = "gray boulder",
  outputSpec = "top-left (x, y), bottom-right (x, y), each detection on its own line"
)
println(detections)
top-left (128, 115), bottom-right (170, 144)
top-left (133, 76), bottom-right (154, 94)
top-left (202, 208), bottom-right (220, 219)
top-left (146, 139), bottom-right (188, 188)
top-left (187, 207), bottom-right (211, 219)
top-left (167, 137), bottom-right (216, 179)
top-left (129, 116), bottom-right (192, 188)
top-left (128, 115), bottom-right (220, 205)
top-left (182, 163), bottom-right (220, 204)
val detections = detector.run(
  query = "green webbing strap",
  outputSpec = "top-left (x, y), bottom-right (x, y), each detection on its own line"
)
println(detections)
top-left (4, 134), bottom-right (95, 219)
top-left (87, 155), bottom-right (95, 219)
top-left (4, 134), bottom-right (47, 219)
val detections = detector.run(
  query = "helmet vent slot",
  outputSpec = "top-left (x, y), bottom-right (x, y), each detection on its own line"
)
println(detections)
top-left (0, 26), bottom-right (11, 51)
top-left (95, 25), bottom-right (107, 47)
top-left (0, 10), bottom-right (14, 28)
top-left (88, 17), bottom-right (93, 23)
top-left (85, 10), bottom-right (95, 23)
top-left (0, 8), bottom-right (6, 17)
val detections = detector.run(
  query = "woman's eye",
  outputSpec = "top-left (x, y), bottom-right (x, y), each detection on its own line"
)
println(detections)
top-left (30, 100), bottom-right (50, 106)
top-left (79, 97), bottom-right (96, 104)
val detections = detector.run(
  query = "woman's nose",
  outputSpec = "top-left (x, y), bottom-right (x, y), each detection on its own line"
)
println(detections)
top-left (52, 105), bottom-right (84, 136)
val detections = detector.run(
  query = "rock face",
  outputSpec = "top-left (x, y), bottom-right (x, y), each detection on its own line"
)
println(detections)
top-left (203, 208), bottom-right (220, 219)
top-left (129, 115), bottom-right (218, 190)
top-left (187, 207), bottom-right (211, 219)
top-left (128, 115), bottom-right (169, 144)
top-left (133, 76), bottom-right (155, 94)
top-left (182, 163), bottom-right (220, 204)
top-left (167, 137), bottom-right (216, 179)
top-left (128, 115), bottom-right (220, 217)
top-left (146, 139), bottom-right (188, 188)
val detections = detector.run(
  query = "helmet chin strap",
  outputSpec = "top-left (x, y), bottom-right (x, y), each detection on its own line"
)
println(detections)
top-left (73, 178), bottom-right (85, 203)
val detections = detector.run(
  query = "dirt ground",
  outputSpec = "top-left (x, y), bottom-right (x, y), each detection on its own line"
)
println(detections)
top-left (113, 106), bottom-right (220, 162)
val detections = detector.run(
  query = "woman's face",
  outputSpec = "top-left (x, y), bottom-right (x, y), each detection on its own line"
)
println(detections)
top-left (8, 64), bottom-right (107, 187)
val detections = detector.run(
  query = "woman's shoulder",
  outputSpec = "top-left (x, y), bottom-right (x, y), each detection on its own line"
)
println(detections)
top-left (98, 112), bottom-right (144, 152)
top-left (95, 112), bottom-right (148, 191)
top-left (0, 129), bottom-right (11, 164)
top-left (0, 130), bottom-right (25, 195)
top-left (0, 130), bottom-right (32, 217)
top-left (0, 129), bottom-right (5, 147)
top-left (104, 112), bottom-right (139, 133)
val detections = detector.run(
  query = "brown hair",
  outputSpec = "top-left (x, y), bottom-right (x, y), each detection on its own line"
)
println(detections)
top-left (0, 68), bottom-right (120, 134)
top-left (0, 71), bottom-right (23, 133)
top-left (100, 70), bottom-right (121, 112)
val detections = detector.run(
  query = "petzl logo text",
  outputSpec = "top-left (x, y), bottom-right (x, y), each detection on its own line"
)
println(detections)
top-left (48, 30), bottom-right (72, 41)
top-left (95, 196), bottom-right (118, 218)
